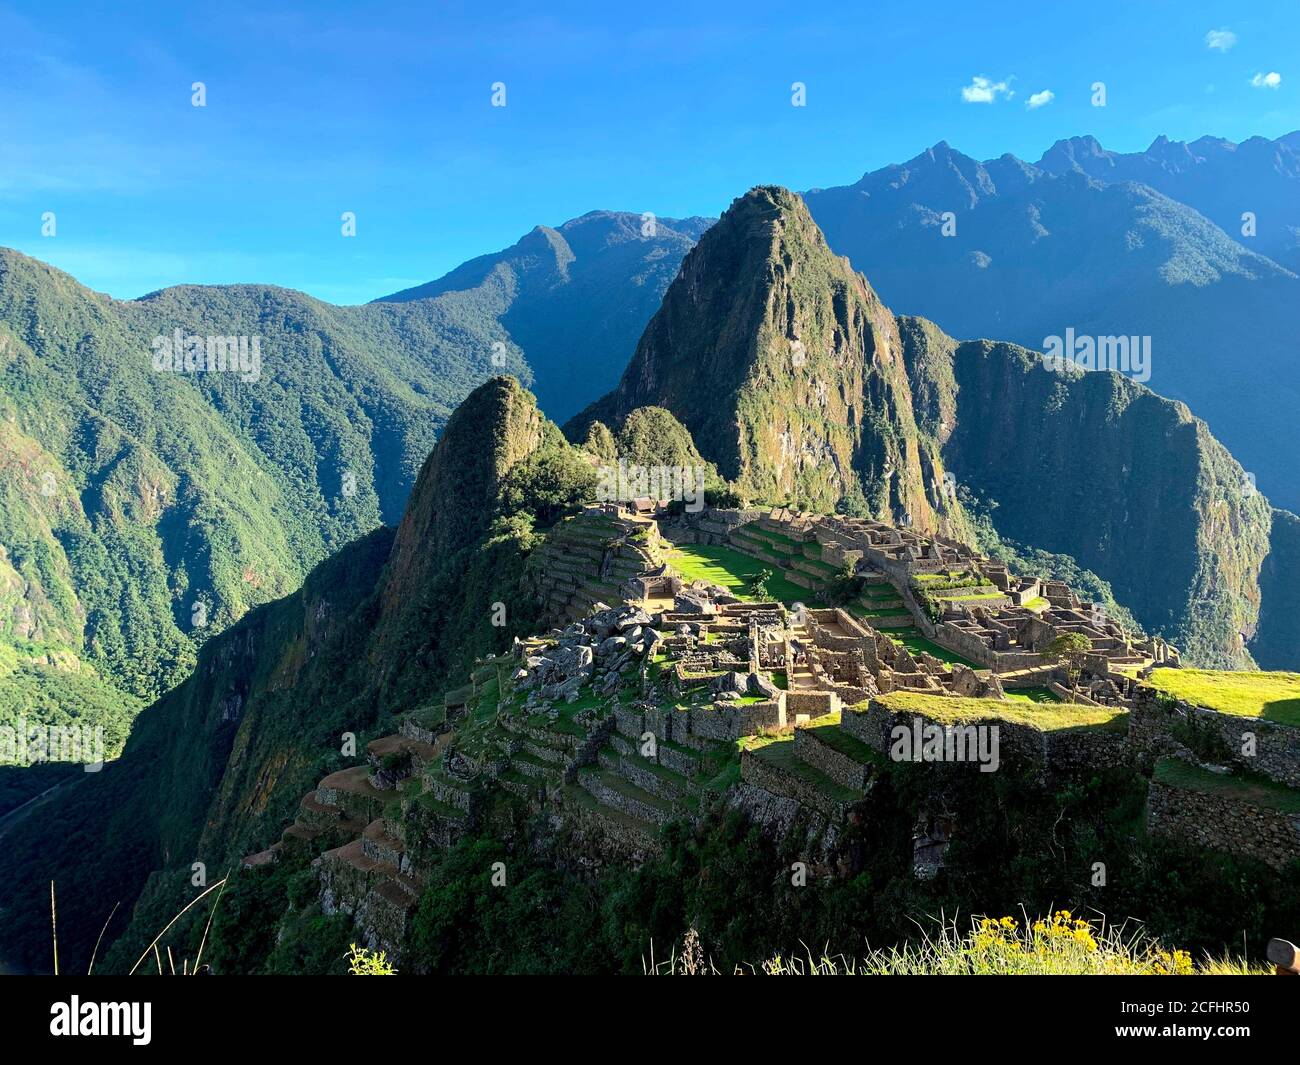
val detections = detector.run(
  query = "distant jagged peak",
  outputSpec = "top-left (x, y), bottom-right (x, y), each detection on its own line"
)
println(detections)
top-left (377, 209), bottom-right (712, 304)
top-left (1037, 134), bottom-right (1112, 174)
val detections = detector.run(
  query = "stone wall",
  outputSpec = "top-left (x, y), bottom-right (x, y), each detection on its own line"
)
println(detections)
top-left (740, 749), bottom-right (856, 820)
top-left (841, 700), bottom-right (1045, 776)
top-left (1147, 779), bottom-right (1300, 871)
top-left (925, 620), bottom-right (1047, 673)
top-left (786, 690), bottom-right (839, 719)
top-left (1131, 691), bottom-right (1300, 788)
top-left (660, 507), bottom-right (763, 546)
top-left (793, 728), bottom-right (871, 791)
top-left (1043, 724), bottom-right (1131, 773)
top-left (688, 698), bottom-right (785, 741)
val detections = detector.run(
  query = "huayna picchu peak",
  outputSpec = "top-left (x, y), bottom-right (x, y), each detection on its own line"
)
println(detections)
top-left (567, 186), bottom-right (964, 539)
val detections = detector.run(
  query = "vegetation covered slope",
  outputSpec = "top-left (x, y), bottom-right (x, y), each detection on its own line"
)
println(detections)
top-left (896, 315), bottom-right (1274, 669)
top-left (0, 376), bottom-right (593, 974)
top-left (0, 248), bottom-right (533, 716)
top-left (802, 139), bottom-right (1300, 512)
top-left (566, 187), bottom-right (966, 537)
top-left (1254, 508), bottom-right (1300, 670)
top-left (0, 213), bottom-right (707, 733)
top-left (1037, 131), bottom-right (1300, 271)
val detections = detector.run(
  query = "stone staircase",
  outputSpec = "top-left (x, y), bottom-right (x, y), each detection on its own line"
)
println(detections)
top-left (787, 619), bottom-right (819, 690)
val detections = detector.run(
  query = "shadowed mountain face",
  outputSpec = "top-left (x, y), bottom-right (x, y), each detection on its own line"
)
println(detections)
top-left (897, 317), bottom-right (1275, 670)
top-left (378, 211), bottom-right (712, 424)
top-left (802, 134), bottom-right (1300, 513)
top-left (566, 187), bottom-right (963, 536)
top-left (0, 376), bottom-right (561, 973)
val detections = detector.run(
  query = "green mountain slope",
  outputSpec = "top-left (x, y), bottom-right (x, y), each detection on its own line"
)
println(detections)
top-left (566, 187), bottom-right (967, 538)
top-left (803, 141), bottom-right (1300, 513)
top-left (568, 187), bottom-right (1288, 669)
top-left (0, 376), bottom-right (590, 973)
top-left (0, 214), bottom-right (708, 734)
top-left (0, 247), bottom-right (533, 737)
top-left (896, 317), bottom-right (1273, 668)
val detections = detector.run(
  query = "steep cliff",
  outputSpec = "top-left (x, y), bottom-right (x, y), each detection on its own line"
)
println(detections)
top-left (897, 317), bottom-right (1273, 668)
top-left (0, 377), bottom-right (571, 973)
top-left (1254, 509), bottom-right (1300, 670)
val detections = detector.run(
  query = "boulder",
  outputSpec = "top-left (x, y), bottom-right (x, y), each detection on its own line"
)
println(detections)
top-left (597, 635), bottom-right (628, 657)
top-left (616, 609), bottom-right (652, 632)
top-left (713, 670), bottom-right (749, 696)
top-left (674, 592), bottom-right (714, 615)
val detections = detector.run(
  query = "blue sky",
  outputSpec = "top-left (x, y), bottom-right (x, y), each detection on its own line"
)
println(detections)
top-left (1, 0), bottom-right (1296, 304)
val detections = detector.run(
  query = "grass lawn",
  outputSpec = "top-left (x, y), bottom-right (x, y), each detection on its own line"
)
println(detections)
top-left (868, 690), bottom-right (1126, 732)
top-left (667, 543), bottom-right (817, 606)
top-left (1005, 687), bottom-right (1063, 704)
top-left (887, 630), bottom-right (982, 670)
top-left (860, 583), bottom-right (900, 599)
top-left (1146, 668), bottom-right (1300, 726)
top-left (935, 591), bottom-right (1005, 602)
top-left (1154, 757), bottom-right (1300, 813)
top-left (848, 600), bottom-right (912, 621)
top-left (915, 570), bottom-right (968, 584)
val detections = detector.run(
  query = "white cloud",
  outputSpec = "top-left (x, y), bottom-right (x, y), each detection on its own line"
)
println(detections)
top-left (1205, 28), bottom-right (1237, 52)
top-left (1250, 71), bottom-right (1282, 89)
top-left (1026, 89), bottom-right (1055, 109)
top-left (960, 75), bottom-right (1014, 104)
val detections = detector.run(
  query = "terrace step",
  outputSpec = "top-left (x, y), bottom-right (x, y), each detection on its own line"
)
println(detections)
top-left (561, 783), bottom-right (663, 849)
top-left (366, 733), bottom-right (441, 774)
top-left (241, 846), bottom-right (280, 869)
top-left (742, 739), bottom-right (867, 820)
top-left (576, 766), bottom-right (677, 825)
top-left (510, 750), bottom-right (563, 782)
top-left (361, 818), bottom-right (406, 867)
top-left (316, 765), bottom-right (390, 824)
top-left (320, 838), bottom-right (421, 904)
top-left (520, 737), bottom-right (569, 765)
top-left (615, 749), bottom-right (696, 802)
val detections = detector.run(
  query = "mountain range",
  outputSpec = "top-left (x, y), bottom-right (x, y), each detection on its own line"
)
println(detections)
top-left (1, 130), bottom-right (1297, 797)
top-left (802, 132), bottom-right (1300, 516)
top-left (1, 180), bottom-right (1296, 972)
